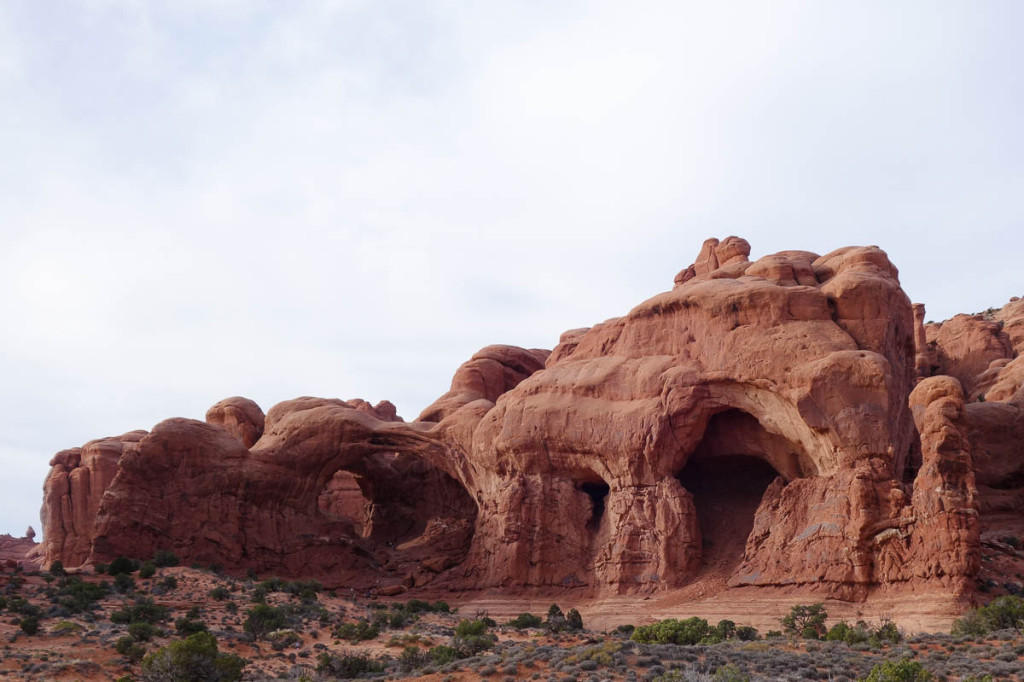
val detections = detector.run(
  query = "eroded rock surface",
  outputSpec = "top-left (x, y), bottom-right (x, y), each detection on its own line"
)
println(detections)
top-left (35, 237), bottom-right (1020, 606)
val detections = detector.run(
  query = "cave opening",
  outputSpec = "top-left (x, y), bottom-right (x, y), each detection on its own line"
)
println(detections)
top-left (674, 408), bottom-right (804, 578)
top-left (581, 481), bottom-right (610, 532)
top-left (677, 455), bottom-right (781, 576)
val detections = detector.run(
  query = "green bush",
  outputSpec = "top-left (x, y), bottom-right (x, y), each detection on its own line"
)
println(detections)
top-left (431, 600), bottom-right (451, 613)
top-left (735, 625), bottom-right (760, 641)
top-left (49, 560), bottom-right (66, 577)
top-left (781, 603), bottom-right (827, 639)
top-left (108, 557), bottom-right (137, 576)
top-left (455, 619), bottom-right (489, 638)
top-left (243, 604), bottom-right (287, 640)
top-left (316, 651), bottom-right (385, 677)
top-left (333, 620), bottom-right (379, 642)
top-left (429, 645), bottom-right (458, 665)
top-left (952, 595), bottom-right (1024, 635)
top-left (140, 631), bottom-right (246, 682)
top-left (110, 597), bottom-right (170, 625)
top-left (713, 664), bottom-right (750, 682)
top-left (19, 616), bottom-right (39, 635)
top-left (631, 617), bottom-right (711, 645)
top-left (398, 645), bottom-right (430, 671)
top-left (53, 576), bottom-right (110, 614)
top-left (507, 612), bottom-right (543, 629)
top-left (138, 561), bottom-right (157, 579)
top-left (175, 616), bottom-right (209, 637)
top-left (209, 586), bottom-right (231, 601)
top-left (566, 608), bottom-right (584, 631)
top-left (128, 622), bottom-right (161, 642)
top-left (863, 657), bottom-right (933, 681)
top-left (0, 596), bottom-right (7, 610)
top-left (114, 573), bottom-right (136, 594)
top-left (152, 550), bottom-right (179, 568)
top-left (115, 635), bottom-right (147, 663)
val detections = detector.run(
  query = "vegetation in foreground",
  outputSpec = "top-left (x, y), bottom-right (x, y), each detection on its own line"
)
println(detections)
top-left (3, 558), bottom-right (1024, 680)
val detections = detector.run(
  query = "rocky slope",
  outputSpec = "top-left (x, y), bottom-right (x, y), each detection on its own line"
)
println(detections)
top-left (35, 237), bottom-right (1024, 614)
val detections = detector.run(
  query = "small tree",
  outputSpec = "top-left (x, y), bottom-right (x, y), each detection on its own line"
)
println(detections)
top-left (108, 557), bottom-right (136, 576)
top-left (566, 608), bottom-right (584, 631)
top-left (243, 604), bottom-right (287, 640)
top-left (864, 657), bottom-right (933, 682)
top-left (781, 603), bottom-right (827, 639)
top-left (140, 632), bottom-right (246, 682)
top-left (19, 617), bottom-right (39, 635)
top-left (49, 560), bottom-right (67, 577)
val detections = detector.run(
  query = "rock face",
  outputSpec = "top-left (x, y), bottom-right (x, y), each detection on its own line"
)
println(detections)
top-left (37, 237), bottom-right (1020, 607)
top-left (0, 533), bottom-right (38, 568)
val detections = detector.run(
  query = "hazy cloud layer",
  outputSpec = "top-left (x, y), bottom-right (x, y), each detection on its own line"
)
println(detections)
top-left (2, 1), bottom-right (1022, 537)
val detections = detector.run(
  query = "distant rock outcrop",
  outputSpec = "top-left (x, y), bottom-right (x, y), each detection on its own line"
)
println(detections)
top-left (35, 237), bottom-right (1023, 610)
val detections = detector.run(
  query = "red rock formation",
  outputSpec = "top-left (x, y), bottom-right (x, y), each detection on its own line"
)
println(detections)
top-left (0, 533), bottom-right (38, 568)
top-left (40, 430), bottom-right (147, 567)
top-left (36, 236), bottom-right (1015, 608)
top-left (206, 396), bottom-right (265, 447)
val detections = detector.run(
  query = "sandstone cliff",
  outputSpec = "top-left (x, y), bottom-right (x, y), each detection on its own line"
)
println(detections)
top-left (37, 237), bottom-right (1023, 608)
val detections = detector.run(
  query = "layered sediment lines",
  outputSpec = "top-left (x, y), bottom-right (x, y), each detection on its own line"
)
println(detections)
top-left (37, 237), bottom-right (1024, 610)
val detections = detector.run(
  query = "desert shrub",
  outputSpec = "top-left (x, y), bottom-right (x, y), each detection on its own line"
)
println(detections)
top-left (430, 645), bottom-right (458, 665)
top-left (546, 604), bottom-right (567, 632)
top-left (244, 603), bottom-right (287, 640)
top-left (115, 573), bottom-right (136, 594)
top-left (225, 601), bottom-right (238, 615)
top-left (874, 619), bottom-right (902, 644)
top-left (129, 621), bottom-right (161, 642)
top-left (152, 550), bottom-right (179, 567)
top-left (209, 586), bottom-right (231, 601)
top-left (333, 620), bottom-right (379, 642)
top-left (614, 623), bottom-right (635, 637)
top-left (863, 657), bottom-right (933, 681)
top-left (115, 635), bottom-right (147, 663)
top-left (159, 576), bottom-right (178, 590)
top-left (19, 616), bottom-right (39, 635)
top-left (389, 609), bottom-right (411, 628)
top-left (631, 617), bottom-right (711, 645)
top-left (268, 628), bottom-right (301, 651)
top-left (140, 631), bottom-right (246, 682)
top-left (0, 596), bottom-right (6, 610)
top-left (398, 645), bottom-right (430, 671)
top-left (94, 562), bottom-right (109, 574)
top-left (453, 619), bottom-right (495, 657)
top-left (781, 603), bottom-right (828, 639)
top-left (956, 596), bottom-right (1024, 634)
top-left (456, 619), bottom-right (490, 638)
top-left (316, 651), bottom-right (386, 677)
top-left (53, 576), bottom-right (109, 613)
top-left (508, 613), bottom-right (544, 629)
top-left (108, 557), bottom-right (137, 576)
top-left (714, 664), bottom-right (750, 682)
top-left (431, 600), bottom-right (451, 613)
top-left (111, 597), bottom-right (170, 625)
top-left (175, 615), bottom-right (209, 636)
top-left (735, 625), bottom-right (760, 641)
top-left (139, 561), bottom-right (157, 579)
top-left (49, 560), bottom-right (66, 577)
top-left (405, 599), bottom-right (433, 613)
top-left (566, 608), bottom-right (584, 631)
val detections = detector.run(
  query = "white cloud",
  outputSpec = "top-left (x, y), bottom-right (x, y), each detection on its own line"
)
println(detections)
top-left (1, 1), bottom-right (1023, 536)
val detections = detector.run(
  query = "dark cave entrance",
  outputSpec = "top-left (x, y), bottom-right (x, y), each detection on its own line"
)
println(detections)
top-left (581, 481), bottom-right (611, 532)
top-left (675, 409), bottom-right (802, 577)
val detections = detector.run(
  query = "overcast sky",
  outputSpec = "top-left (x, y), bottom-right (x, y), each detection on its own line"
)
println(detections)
top-left (1, 1), bottom-right (1022, 539)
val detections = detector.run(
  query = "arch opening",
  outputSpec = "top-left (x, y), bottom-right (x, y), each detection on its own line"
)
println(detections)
top-left (317, 470), bottom-right (371, 538)
top-left (675, 408), bottom-right (802, 580)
